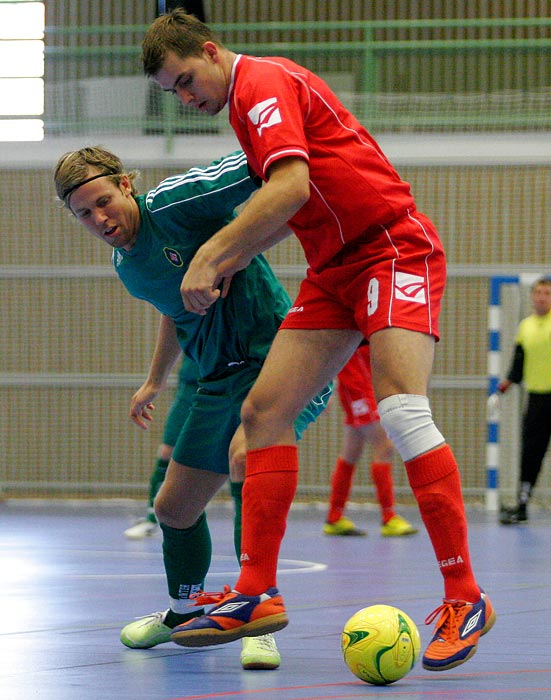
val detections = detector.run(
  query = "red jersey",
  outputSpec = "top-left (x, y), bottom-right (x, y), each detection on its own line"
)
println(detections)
top-left (228, 54), bottom-right (416, 272)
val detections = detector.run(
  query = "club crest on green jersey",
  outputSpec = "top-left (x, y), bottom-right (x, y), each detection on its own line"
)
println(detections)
top-left (164, 247), bottom-right (183, 267)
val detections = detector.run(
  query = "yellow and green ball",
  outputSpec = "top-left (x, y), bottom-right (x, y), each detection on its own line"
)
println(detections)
top-left (341, 604), bottom-right (421, 685)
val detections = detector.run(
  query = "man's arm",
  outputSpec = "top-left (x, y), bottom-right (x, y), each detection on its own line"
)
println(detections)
top-left (498, 343), bottom-right (524, 393)
top-left (129, 314), bottom-right (182, 429)
top-left (216, 222), bottom-right (295, 297)
top-left (180, 157), bottom-right (309, 315)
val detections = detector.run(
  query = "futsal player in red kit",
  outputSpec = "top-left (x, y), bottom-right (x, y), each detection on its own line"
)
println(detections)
top-left (142, 10), bottom-right (495, 671)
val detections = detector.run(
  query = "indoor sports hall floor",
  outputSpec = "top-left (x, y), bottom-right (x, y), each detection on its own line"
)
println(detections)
top-left (1, 499), bottom-right (550, 700)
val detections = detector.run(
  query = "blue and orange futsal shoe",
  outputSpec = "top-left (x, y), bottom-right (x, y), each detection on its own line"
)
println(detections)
top-left (171, 585), bottom-right (288, 647)
top-left (422, 591), bottom-right (496, 671)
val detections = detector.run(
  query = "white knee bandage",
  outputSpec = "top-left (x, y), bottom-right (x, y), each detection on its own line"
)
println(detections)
top-left (378, 394), bottom-right (444, 462)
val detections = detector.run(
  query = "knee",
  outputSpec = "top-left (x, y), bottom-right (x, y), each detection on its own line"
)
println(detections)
top-left (240, 389), bottom-right (296, 446)
top-left (153, 491), bottom-right (173, 526)
top-left (241, 396), bottom-right (259, 430)
top-left (378, 394), bottom-right (444, 462)
top-left (154, 491), bottom-right (197, 529)
top-left (153, 495), bottom-right (169, 525)
top-left (240, 394), bottom-right (264, 433)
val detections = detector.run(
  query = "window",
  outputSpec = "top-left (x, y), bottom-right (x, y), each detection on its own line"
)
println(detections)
top-left (0, 1), bottom-right (45, 141)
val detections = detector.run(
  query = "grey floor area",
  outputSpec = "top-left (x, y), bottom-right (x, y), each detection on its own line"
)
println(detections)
top-left (1, 499), bottom-right (550, 700)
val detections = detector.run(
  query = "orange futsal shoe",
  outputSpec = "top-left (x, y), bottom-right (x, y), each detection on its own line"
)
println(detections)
top-left (422, 591), bottom-right (496, 671)
top-left (171, 585), bottom-right (288, 647)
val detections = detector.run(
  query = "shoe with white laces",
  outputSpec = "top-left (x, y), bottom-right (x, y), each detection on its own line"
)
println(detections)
top-left (120, 610), bottom-right (172, 649)
top-left (120, 608), bottom-right (282, 671)
top-left (240, 634), bottom-right (281, 670)
top-left (422, 591), bottom-right (496, 671)
top-left (124, 518), bottom-right (158, 539)
top-left (171, 585), bottom-right (288, 647)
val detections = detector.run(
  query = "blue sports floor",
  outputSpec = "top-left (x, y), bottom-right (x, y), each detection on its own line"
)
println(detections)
top-left (1, 499), bottom-right (550, 700)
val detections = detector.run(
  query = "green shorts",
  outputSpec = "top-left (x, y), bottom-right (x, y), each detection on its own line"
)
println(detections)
top-left (162, 361), bottom-right (200, 447)
top-left (171, 364), bottom-right (332, 474)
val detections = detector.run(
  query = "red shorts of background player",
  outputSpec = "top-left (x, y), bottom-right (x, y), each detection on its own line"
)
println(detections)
top-left (280, 209), bottom-right (446, 341)
top-left (337, 344), bottom-right (379, 428)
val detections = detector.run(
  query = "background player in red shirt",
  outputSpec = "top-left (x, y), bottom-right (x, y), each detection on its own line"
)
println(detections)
top-left (324, 344), bottom-right (418, 538)
top-left (142, 10), bottom-right (495, 671)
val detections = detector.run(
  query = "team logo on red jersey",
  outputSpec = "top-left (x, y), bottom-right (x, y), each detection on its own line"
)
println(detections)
top-left (394, 271), bottom-right (426, 304)
top-left (247, 97), bottom-right (282, 136)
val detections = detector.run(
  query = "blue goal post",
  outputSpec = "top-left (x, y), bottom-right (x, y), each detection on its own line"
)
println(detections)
top-left (486, 276), bottom-right (519, 511)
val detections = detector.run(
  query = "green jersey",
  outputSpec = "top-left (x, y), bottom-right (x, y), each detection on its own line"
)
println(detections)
top-left (113, 151), bottom-right (291, 380)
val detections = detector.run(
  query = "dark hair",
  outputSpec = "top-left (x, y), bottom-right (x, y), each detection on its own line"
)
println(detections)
top-left (142, 9), bottom-right (221, 77)
top-left (532, 276), bottom-right (551, 290)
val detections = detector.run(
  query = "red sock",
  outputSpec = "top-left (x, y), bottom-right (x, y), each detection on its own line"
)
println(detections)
top-left (235, 445), bottom-right (298, 596)
top-left (326, 457), bottom-right (355, 523)
top-left (406, 444), bottom-right (479, 602)
top-left (370, 462), bottom-right (395, 524)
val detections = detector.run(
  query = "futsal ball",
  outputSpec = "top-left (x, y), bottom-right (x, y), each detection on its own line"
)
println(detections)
top-left (341, 604), bottom-right (421, 685)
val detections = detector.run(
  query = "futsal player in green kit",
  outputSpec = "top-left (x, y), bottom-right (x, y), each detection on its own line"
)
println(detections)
top-left (54, 146), bottom-right (331, 670)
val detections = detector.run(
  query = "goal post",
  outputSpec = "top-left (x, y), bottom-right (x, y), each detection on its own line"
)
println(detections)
top-left (486, 276), bottom-right (519, 511)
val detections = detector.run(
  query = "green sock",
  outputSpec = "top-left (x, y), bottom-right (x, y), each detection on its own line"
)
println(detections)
top-left (230, 481), bottom-right (243, 562)
top-left (160, 512), bottom-right (211, 625)
top-left (146, 458), bottom-right (169, 524)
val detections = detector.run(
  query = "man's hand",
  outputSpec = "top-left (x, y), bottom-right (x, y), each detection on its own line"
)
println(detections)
top-left (129, 383), bottom-right (159, 429)
top-left (180, 256), bottom-right (222, 315)
top-left (180, 251), bottom-right (250, 314)
top-left (180, 157), bottom-right (309, 315)
top-left (497, 379), bottom-right (512, 393)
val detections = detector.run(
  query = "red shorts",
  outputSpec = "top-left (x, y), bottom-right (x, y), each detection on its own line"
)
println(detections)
top-left (337, 345), bottom-right (379, 427)
top-left (279, 209), bottom-right (445, 340)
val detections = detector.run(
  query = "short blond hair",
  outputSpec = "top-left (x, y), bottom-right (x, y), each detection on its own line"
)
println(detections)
top-left (54, 145), bottom-right (139, 208)
top-left (142, 9), bottom-right (221, 77)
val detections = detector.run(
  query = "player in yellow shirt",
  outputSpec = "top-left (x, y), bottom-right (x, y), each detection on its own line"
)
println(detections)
top-left (497, 276), bottom-right (551, 524)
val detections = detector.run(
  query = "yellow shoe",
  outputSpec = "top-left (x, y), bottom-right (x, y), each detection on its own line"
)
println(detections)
top-left (120, 611), bottom-right (172, 649)
top-left (240, 634), bottom-right (281, 670)
top-left (323, 516), bottom-right (366, 536)
top-left (380, 514), bottom-right (418, 537)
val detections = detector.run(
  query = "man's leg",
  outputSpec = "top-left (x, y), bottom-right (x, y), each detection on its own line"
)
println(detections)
top-left (120, 463), bottom-right (227, 648)
top-left (236, 328), bottom-right (362, 594)
top-left (228, 427), bottom-right (281, 670)
top-left (171, 328), bottom-right (362, 647)
top-left (504, 394), bottom-right (551, 523)
top-left (371, 327), bottom-right (495, 671)
top-left (369, 422), bottom-right (396, 525)
top-left (324, 426), bottom-right (366, 536)
top-left (125, 365), bottom-right (198, 539)
top-left (364, 421), bottom-right (417, 536)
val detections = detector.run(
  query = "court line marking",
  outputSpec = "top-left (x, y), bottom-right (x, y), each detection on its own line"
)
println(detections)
top-left (61, 556), bottom-right (327, 579)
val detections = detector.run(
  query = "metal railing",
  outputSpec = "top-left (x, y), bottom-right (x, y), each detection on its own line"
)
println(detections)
top-left (39, 17), bottom-right (551, 141)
